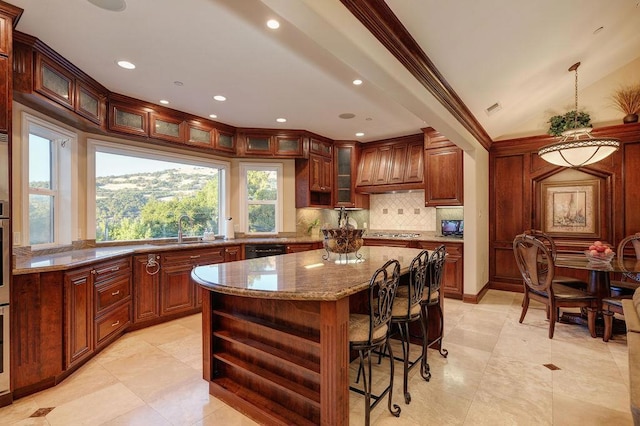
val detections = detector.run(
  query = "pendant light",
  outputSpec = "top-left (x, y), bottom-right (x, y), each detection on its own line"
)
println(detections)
top-left (538, 62), bottom-right (620, 167)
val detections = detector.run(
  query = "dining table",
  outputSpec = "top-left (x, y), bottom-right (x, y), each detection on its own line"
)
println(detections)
top-left (554, 255), bottom-right (640, 334)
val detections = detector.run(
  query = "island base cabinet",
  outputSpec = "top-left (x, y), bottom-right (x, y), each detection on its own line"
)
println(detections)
top-left (203, 291), bottom-right (339, 425)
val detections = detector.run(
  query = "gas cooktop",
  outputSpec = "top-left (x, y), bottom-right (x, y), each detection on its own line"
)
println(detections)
top-left (367, 232), bottom-right (421, 238)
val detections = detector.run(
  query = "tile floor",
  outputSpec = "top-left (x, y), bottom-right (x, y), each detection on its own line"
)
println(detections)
top-left (0, 290), bottom-right (633, 425)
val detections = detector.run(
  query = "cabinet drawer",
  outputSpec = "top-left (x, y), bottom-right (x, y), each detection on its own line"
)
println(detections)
top-left (162, 248), bottom-right (225, 266)
top-left (95, 274), bottom-right (131, 315)
top-left (93, 257), bottom-right (131, 284)
top-left (95, 303), bottom-right (130, 347)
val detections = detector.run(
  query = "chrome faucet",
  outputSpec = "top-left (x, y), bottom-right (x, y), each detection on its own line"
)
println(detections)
top-left (178, 215), bottom-right (192, 243)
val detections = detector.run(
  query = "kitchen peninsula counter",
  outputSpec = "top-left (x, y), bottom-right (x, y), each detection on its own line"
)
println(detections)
top-left (192, 246), bottom-right (427, 425)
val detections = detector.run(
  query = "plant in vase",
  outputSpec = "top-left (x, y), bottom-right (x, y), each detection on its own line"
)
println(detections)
top-left (547, 110), bottom-right (592, 136)
top-left (611, 83), bottom-right (640, 124)
top-left (306, 218), bottom-right (320, 237)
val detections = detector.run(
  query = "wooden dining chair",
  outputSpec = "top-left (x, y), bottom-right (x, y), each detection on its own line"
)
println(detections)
top-left (610, 233), bottom-right (640, 294)
top-left (602, 233), bottom-right (640, 341)
top-left (349, 259), bottom-right (402, 425)
top-left (522, 229), bottom-right (587, 289)
top-left (513, 233), bottom-right (597, 339)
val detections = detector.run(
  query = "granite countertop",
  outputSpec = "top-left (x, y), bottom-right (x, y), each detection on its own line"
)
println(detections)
top-left (192, 246), bottom-right (424, 301)
top-left (13, 236), bottom-right (322, 275)
top-left (13, 230), bottom-right (462, 275)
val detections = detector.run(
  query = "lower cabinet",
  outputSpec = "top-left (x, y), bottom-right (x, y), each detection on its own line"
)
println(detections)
top-left (64, 257), bottom-right (132, 370)
top-left (286, 242), bottom-right (320, 253)
top-left (416, 241), bottom-right (464, 299)
top-left (133, 247), bottom-right (236, 325)
top-left (363, 239), bottom-right (464, 298)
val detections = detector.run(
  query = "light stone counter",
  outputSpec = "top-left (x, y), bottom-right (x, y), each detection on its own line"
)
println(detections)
top-left (192, 246), bottom-right (424, 301)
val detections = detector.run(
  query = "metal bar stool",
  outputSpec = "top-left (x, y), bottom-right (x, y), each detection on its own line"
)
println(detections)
top-left (422, 245), bottom-right (449, 380)
top-left (349, 259), bottom-right (402, 425)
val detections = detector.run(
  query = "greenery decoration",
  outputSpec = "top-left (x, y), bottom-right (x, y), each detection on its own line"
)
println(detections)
top-left (547, 110), bottom-right (592, 136)
top-left (611, 84), bottom-right (640, 115)
top-left (306, 218), bottom-right (320, 235)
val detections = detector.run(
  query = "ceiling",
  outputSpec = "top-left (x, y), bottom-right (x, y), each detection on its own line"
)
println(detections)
top-left (8, 0), bottom-right (640, 146)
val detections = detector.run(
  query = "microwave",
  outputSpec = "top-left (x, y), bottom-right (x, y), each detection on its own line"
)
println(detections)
top-left (441, 219), bottom-right (463, 237)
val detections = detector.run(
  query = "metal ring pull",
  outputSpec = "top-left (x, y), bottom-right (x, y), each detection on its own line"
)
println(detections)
top-left (145, 256), bottom-right (160, 275)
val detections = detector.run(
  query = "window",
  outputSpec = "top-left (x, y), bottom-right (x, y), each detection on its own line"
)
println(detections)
top-left (88, 140), bottom-right (228, 242)
top-left (23, 114), bottom-right (76, 247)
top-left (239, 163), bottom-right (283, 235)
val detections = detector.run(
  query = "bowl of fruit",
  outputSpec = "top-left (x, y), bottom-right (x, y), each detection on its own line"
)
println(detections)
top-left (584, 241), bottom-right (615, 266)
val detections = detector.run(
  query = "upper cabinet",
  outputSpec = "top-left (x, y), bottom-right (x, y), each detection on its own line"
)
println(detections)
top-left (334, 141), bottom-right (369, 209)
top-left (237, 130), bottom-right (305, 158)
top-left (423, 127), bottom-right (463, 206)
top-left (355, 134), bottom-right (424, 193)
top-left (295, 136), bottom-right (333, 208)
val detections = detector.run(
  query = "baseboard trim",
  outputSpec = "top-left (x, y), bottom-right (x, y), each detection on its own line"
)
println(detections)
top-left (462, 281), bottom-right (490, 304)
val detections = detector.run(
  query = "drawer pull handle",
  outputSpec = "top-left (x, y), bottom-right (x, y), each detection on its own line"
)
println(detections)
top-left (111, 290), bottom-right (120, 296)
top-left (111, 320), bottom-right (120, 327)
top-left (190, 255), bottom-right (201, 259)
top-left (94, 266), bottom-right (121, 275)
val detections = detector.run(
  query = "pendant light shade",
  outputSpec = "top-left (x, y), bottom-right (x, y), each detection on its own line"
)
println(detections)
top-left (538, 62), bottom-right (620, 168)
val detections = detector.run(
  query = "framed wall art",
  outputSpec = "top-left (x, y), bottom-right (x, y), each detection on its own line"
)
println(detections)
top-left (541, 179), bottom-right (599, 237)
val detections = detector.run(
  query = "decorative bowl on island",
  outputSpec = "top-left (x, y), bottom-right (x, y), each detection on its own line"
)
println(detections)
top-left (322, 228), bottom-right (364, 254)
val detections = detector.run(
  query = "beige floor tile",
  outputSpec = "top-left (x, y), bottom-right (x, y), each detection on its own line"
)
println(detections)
top-left (552, 393), bottom-right (633, 426)
top-left (195, 404), bottom-right (261, 426)
top-left (44, 383), bottom-right (145, 426)
top-left (0, 289), bottom-right (632, 426)
top-left (100, 405), bottom-right (171, 426)
top-left (552, 368), bottom-right (630, 414)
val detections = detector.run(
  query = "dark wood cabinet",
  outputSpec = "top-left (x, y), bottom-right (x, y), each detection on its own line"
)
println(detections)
top-left (109, 101), bottom-right (149, 136)
top-left (75, 82), bottom-right (104, 125)
top-left (64, 267), bottom-right (94, 368)
top-left (334, 141), bottom-right (369, 209)
top-left (309, 154), bottom-right (333, 192)
top-left (295, 154), bottom-right (333, 208)
top-left (310, 138), bottom-right (332, 157)
top-left (92, 258), bottom-right (131, 348)
top-left (416, 241), bottom-right (463, 299)
top-left (224, 245), bottom-right (242, 262)
top-left (34, 53), bottom-right (74, 111)
top-left (186, 121), bottom-right (214, 148)
top-left (240, 132), bottom-right (304, 157)
top-left (160, 248), bottom-right (226, 315)
top-left (0, 55), bottom-right (8, 133)
top-left (423, 127), bottom-right (463, 207)
top-left (150, 112), bottom-right (184, 143)
top-left (133, 254), bottom-right (161, 325)
top-left (215, 129), bottom-right (236, 153)
top-left (356, 135), bottom-right (424, 193)
top-left (286, 242), bottom-right (320, 253)
top-left (11, 272), bottom-right (64, 397)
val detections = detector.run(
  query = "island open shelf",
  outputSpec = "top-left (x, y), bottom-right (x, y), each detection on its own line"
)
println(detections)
top-left (192, 246), bottom-right (442, 425)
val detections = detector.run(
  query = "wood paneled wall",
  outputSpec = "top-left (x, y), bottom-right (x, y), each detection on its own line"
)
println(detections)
top-left (489, 122), bottom-right (640, 292)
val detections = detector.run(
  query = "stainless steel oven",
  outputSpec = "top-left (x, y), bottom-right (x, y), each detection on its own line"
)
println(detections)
top-left (0, 200), bottom-right (9, 394)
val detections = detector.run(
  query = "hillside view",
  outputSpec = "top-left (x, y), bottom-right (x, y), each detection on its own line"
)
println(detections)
top-left (95, 166), bottom-right (220, 242)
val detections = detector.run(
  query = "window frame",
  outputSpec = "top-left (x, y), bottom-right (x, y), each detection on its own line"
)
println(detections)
top-left (21, 113), bottom-right (77, 248)
top-left (239, 162), bottom-right (283, 236)
top-left (87, 139), bottom-right (230, 242)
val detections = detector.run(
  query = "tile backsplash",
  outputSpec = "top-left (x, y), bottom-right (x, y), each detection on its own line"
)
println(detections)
top-left (369, 191), bottom-right (436, 231)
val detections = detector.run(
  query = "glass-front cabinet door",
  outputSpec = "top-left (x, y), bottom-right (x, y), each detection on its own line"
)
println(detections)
top-left (35, 54), bottom-right (74, 110)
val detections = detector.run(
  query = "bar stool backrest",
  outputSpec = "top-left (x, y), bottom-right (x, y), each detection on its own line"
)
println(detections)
top-left (426, 245), bottom-right (446, 303)
top-left (368, 259), bottom-right (401, 344)
top-left (407, 250), bottom-right (429, 314)
top-left (618, 233), bottom-right (640, 283)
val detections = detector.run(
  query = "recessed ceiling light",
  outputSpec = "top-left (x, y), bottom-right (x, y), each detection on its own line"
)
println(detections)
top-left (88, 0), bottom-right (126, 12)
top-left (173, 81), bottom-right (184, 86)
top-left (213, 95), bottom-right (226, 102)
top-left (159, 100), bottom-right (169, 105)
top-left (209, 114), bottom-right (217, 119)
top-left (116, 60), bottom-right (135, 69)
top-left (276, 118), bottom-right (287, 123)
top-left (353, 79), bottom-right (363, 85)
top-left (339, 113), bottom-right (356, 119)
top-left (266, 19), bottom-right (280, 29)
top-left (355, 132), bottom-right (365, 137)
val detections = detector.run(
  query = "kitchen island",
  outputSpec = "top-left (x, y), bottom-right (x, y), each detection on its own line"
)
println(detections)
top-left (191, 246), bottom-right (430, 426)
